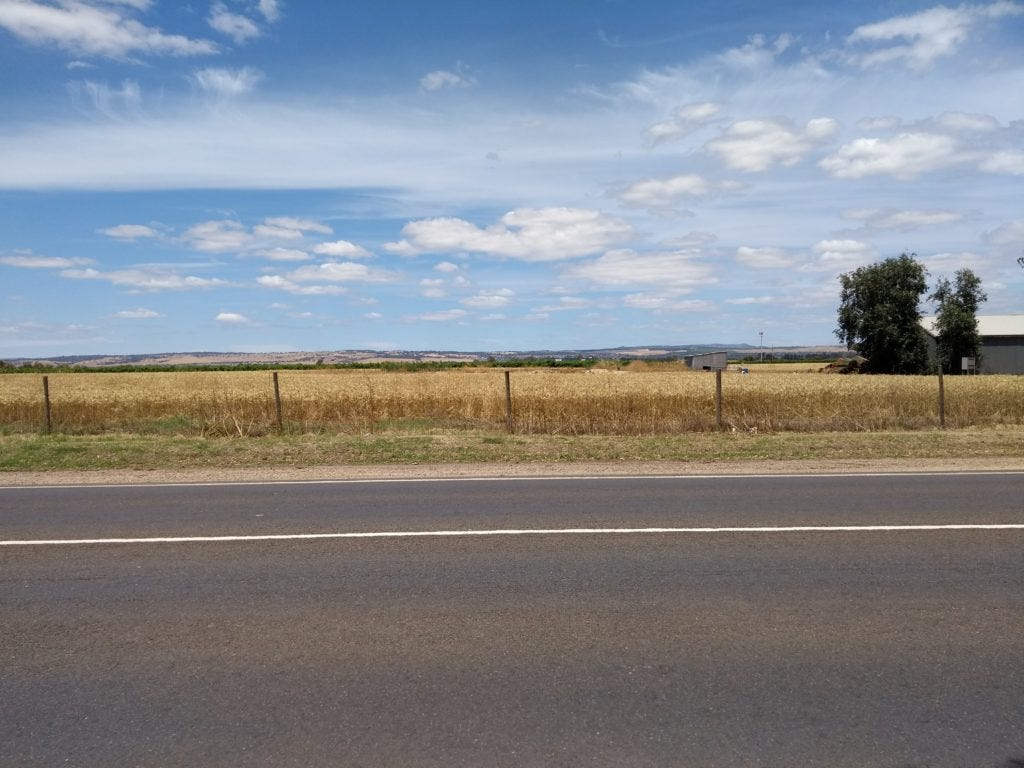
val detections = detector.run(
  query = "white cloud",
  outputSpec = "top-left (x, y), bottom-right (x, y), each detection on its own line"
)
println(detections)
top-left (646, 102), bottom-right (720, 145)
top-left (194, 67), bottom-right (263, 96)
top-left (979, 150), bottom-right (1024, 175)
top-left (419, 278), bottom-right (446, 298)
top-left (622, 293), bottom-right (716, 312)
top-left (257, 0), bottom-right (280, 22)
top-left (707, 118), bottom-right (838, 172)
top-left (0, 0), bottom-right (217, 58)
top-left (1, 253), bottom-right (93, 268)
top-left (420, 69), bottom-right (475, 91)
top-left (313, 240), bottom-right (372, 259)
top-left (726, 296), bottom-right (777, 305)
top-left (413, 308), bottom-right (469, 322)
top-left (208, 3), bottom-right (260, 44)
top-left (254, 247), bottom-right (310, 261)
top-left (845, 2), bottom-right (1023, 72)
top-left (263, 216), bottom-right (332, 234)
top-left (804, 239), bottom-right (877, 271)
top-left (842, 208), bottom-right (964, 231)
top-left (434, 261), bottom-right (460, 273)
top-left (566, 249), bottom-right (716, 288)
top-left (215, 311), bottom-right (250, 324)
top-left (461, 289), bottom-right (514, 308)
top-left (184, 219), bottom-right (253, 252)
top-left (61, 267), bottom-right (227, 291)
top-left (819, 132), bottom-right (959, 179)
top-left (99, 223), bottom-right (158, 239)
top-left (618, 173), bottom-right (743, 214)
top-left (256, 275), bottom-right (347, 295)
top-left (389, 208), bottom-right (634, 262)
top-left (113, 307), bottom-right (161, 318)
top-left (985, 219), bottom-right (1024, 247)
top-left (274, 261), bottom-right (398, 284)
top-left (735, 246), bottom-right (796, 269)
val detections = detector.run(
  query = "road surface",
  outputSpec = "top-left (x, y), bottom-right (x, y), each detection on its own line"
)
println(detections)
top-left (2, 473), bottom-right (1023, 767)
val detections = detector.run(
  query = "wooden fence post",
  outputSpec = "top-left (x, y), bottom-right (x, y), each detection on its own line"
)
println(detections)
top-left (504, 370), bottom-right (514, 434)
top-left (938, 368), bottom-right (945, 429)
top-left (715, 369), bottom-right (723, 430)
top-left (273, 371), bottom-right (283, 433)
top-left (42, 375), bottom-right (52, 433)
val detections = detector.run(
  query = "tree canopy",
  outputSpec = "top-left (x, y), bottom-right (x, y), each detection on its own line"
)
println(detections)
top-left (835, 253), bottom-right (930, 374)
top-left (929, 268), bottom-right (987, 374)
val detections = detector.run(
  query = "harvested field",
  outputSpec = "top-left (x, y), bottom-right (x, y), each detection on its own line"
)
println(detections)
top-left (1, 367), bottom-right (1022, 436)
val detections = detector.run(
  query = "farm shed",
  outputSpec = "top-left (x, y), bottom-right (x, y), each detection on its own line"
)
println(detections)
top-left (920, 315), bottom-right (1024, 374)
top-left (684, 351), bottom-right (728, 371)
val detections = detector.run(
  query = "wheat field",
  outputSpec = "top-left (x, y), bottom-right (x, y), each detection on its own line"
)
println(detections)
top-left (1, 367), bottom-right (1022, 435)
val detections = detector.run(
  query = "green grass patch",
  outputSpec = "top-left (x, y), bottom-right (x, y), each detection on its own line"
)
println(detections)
top-left (1, 426), bottom-right (1021, 472)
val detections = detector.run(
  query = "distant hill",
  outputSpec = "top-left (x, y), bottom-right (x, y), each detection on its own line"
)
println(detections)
top-left (4, 344), bottom-right (848, 369)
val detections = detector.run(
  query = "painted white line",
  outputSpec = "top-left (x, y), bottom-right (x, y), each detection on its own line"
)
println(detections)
top-left (2, 470), bottom-right (1023, 491)
top-left (3, 524), bottom-right (1023, 547)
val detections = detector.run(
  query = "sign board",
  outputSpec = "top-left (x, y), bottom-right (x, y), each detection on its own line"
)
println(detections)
top-left (961, 357), bottom-right (977, 373)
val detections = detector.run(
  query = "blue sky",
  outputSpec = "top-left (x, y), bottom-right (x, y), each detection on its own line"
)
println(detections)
top-left (1, 0), bottom-right (1022, 357)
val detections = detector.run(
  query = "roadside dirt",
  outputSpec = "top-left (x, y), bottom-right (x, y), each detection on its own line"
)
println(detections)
top-left (1, 456), bottom-right (1020, 486)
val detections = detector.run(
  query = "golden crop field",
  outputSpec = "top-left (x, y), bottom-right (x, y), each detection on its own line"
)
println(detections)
top-left (1, 367), bottom-right (1022, 435)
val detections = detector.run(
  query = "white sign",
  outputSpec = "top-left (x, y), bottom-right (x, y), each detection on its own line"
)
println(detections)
top-left (961, 357), bottom-right (976, 372)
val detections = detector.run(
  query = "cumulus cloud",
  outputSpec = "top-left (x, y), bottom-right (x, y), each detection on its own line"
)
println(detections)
top-left (845, 2), bottom-right (1023, 72)
top-left (979, 150), bottom-right (1024, 175)
top-left (565, 249), bottom-right (716, 288)
top-left (99, 223), bottom-right (158, 239)
top-left (258, 261), bottom-right (398, 294)
top-left (258, 0), bottom-right (281, 22)
top-left (253, 247), bottom-right (310, 261)
top-left (820, 132), bottom-right (960, 179)
top-left (804, 239), bottom-right (877, 271)
top-left (313, 240), bottom-right (372, 259)
top-left (208, 3), bottom-right (260, 44)
top-left (461, 289), bottom-right (514, 308)
top-left (215, 311), bottom-right (250, 324)
top-left (0, 0), bottom-right (217, 58)
top-left (646, 102), bottom-right (720, 145)
top-left (420, 69), bottom-right (475, 91)
top-left (113, 307), bottom-right (161, 319)
top-left (617, 173), bottom-right (740, 214)
top-left (707, 118), bottom-right (838, 172)
top-left (386, 208), bottom-right (634, 262)
top-left (194, 67), bottom-right (263, 96)
top-left (256, 275), bottom-right (347, 295)
top-left (184, 220), bottom-right (253, 252)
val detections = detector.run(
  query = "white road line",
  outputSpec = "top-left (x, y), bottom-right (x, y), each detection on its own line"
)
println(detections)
top-left (3, 524), bottom-right (1023, 546)
top-left (2, 470), bottom-right (1022, 491)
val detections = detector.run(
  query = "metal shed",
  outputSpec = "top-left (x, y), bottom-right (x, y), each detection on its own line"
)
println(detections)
top-left (920, 315), bottom-right (1024, 374)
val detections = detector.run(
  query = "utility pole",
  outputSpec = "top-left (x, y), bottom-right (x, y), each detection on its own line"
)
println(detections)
top-left (759, 331), bottom-right (764, 362)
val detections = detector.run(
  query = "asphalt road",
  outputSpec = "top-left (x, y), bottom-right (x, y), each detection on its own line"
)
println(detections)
top-left (2, 473), bottom-right (1023, 767)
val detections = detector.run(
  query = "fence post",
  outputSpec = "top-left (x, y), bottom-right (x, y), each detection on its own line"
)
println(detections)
top-left (715, 369), bottom-right (723, 430)
top-left (937, 368), bottom-right (945, 429)
top-left (504, 370), bottom-right (514, 434)
top-left (272, 371), bottom-right (283, 433)
top-left (42, 375), bottom-right (52, 433)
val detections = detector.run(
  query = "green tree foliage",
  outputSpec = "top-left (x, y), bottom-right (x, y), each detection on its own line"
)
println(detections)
top-left (836, 253), bottom-right (930, 374)
top-left (929, 268), bottom-right (987, 374)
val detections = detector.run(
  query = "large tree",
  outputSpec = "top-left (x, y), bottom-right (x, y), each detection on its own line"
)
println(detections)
top-left (929, 268), bottom-right (987, 374)
top-left (836, 253), bottom-right (930, 374)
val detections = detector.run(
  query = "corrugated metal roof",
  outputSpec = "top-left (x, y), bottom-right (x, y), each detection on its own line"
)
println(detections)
top-left (921, 315), bottom-right (1024, 338)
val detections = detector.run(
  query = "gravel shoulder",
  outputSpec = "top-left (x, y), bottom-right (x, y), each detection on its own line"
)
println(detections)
top-left (2, 456), bottom-right (1021, 487)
